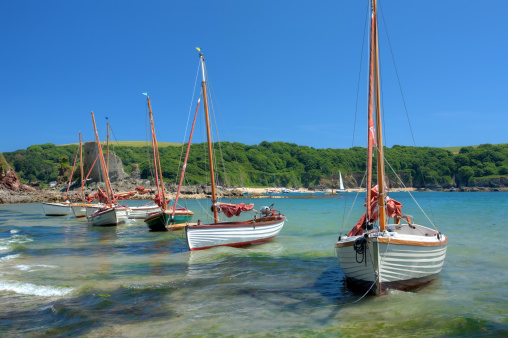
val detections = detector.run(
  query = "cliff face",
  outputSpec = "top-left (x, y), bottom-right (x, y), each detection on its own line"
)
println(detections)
top-left (468, 176), bottom-right (508, 188)
top-left (0, 152), bottom-right (11, 180)
top-left (0, 170), bottom-right (35, 192)
top-left (83, 142), bottom-right (128, 183)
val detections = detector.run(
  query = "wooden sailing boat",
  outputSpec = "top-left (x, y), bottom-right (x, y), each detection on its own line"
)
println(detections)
top-left (70, 132), bottom-right (97, 218)
top-left (86, 112), bottom-right (129, 226)
top-left (42, 144), bottom-right (81, 216)
top-left (185, 51), bottom-right (286, 251)
top-left (335, 0), bottom-right (447, 295)
top-left (142, 96), bottom-right (193, 231)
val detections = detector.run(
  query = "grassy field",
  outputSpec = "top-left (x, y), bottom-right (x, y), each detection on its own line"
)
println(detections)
top-left (442, 143), bottom-right (507, 154)
top-left (60, 141), bottom-right (183, 147)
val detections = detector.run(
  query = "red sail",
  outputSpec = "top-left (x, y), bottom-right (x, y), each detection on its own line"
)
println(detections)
top-left (86, 188), bottom-right (109, 204)
top-left (348, 186), bottom-right (402, 237)
top-left (154, 191), bottom-right (169, 208)
top-left (218, 203), bottom-right (254, 218)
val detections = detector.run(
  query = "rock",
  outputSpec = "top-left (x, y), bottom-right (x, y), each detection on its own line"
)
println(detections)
top-left (82, 142), bottom-right (128, 183)
top-left (0, 152), bottom-right (11, 180)
top-left (129, 164), bottom-right (141, 180)
top-left (0, 170), bottom-right (35, 192)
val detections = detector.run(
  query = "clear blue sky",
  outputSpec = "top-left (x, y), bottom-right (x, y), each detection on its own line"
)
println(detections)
top-left (1, 0), bottom-right (507, 153)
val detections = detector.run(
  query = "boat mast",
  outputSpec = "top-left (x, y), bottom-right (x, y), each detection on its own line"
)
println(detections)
top-left (91, 111), bottom-right (112, 205)
top-left (366, 0), bottom-right (376, 221)
top-left (199, 52), bottom-right (219, 223)
top-left (372, 0), bottom-right (387, 231)
top-left (107, 122), bottom-right (110, 182)
top-left (147, 96), bottom-right (167, 211)
top-left (79, 132), bottom-right (85, 203)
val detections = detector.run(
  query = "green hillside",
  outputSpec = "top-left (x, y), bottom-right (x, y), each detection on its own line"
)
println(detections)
top-left (60, 141), bottom-right (182, 148)
top-left (3, 142), bottom-right (508, 188)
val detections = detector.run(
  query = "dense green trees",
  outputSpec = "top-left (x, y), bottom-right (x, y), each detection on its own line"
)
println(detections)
top-left (3, 142), bottom-right (508, 188)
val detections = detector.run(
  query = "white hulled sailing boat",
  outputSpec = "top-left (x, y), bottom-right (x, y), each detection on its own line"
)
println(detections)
top-left (334, 0), bottom-right (447, 295)
top-left (185, 51), bottom-right (285, 251)
top-left (86, 112), bottom-right (128, 226)
top-left (337, 170), bottom-right (347, 193)
top-left (42, 145), bottom-right (80, 216)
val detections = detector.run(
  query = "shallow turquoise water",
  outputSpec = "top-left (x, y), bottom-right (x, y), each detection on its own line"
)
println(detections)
top-left (0, 192), bottom-right (506, 336)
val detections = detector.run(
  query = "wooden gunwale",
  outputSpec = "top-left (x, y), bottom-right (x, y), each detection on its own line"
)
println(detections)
top-left (188, 215), bottom-right (285, 230)
top-left (335, 235), bottom-right (448, 248)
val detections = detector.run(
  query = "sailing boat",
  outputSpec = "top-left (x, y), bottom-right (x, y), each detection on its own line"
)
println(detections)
top-left (70, 132), bottom-right (93, 218)
top-left (335, 0), bottom-right (447, 295)
top-left (142, 96), bottom-right (193, 231)
top-left (337, 170), bottom-right (347, 193)
top-left (42, 143), bottom-right (81, 216)
top-left (185, 52), bottom-right (286, 251)
top-left (325, 171), bottom-right (347, 195)
top-left (86, 112), bottom-right (129, 226)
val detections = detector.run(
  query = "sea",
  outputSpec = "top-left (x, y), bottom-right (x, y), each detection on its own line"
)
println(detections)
top-left (0, 192), bottom-right (506, 336)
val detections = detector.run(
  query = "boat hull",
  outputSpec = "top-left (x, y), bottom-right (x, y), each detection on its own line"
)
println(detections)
top-left (128, 205), bottom-right (161, 219)
top-left (42, 202), bottom-right (72, 216)
top-left (186, 215), bottom-right (285, 251)
top-left (335, 225), bottom-right (447, 294)
top-left (144, 209), bottom-right (193, 232)
top-left (71, 203), bottom-right (97, 218)
top-left (87, 207), bottom-right (129, 226)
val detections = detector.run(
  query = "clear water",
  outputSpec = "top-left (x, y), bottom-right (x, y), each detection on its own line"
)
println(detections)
top-left (0, 192), bottom-right (506, 336)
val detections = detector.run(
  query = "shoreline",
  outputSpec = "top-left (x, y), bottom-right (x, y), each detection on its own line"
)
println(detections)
top-left (1, 185), bottom-right (508, 205)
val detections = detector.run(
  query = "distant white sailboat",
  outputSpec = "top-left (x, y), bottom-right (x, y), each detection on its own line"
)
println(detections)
top-left (337, 170), bottom-right (347, 193)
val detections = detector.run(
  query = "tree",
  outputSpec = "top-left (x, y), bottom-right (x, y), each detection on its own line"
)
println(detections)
top-left (458, 166), bottom-right (474, 184)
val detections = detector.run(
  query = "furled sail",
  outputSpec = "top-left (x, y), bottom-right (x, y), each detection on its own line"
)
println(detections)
top-left (218, 203), bottom-right (254, 218)
top-left (348, 186), bottom-right (402, 237)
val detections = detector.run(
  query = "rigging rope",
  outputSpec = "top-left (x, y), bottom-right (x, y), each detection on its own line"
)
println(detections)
top-left (175, 58), bottom-right (202, 186)
top-left (375, 144), bottom-right (439, 230)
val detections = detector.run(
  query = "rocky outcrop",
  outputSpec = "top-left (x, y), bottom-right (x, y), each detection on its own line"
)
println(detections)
top-left (129, 164), bottom-right (141, 180)
top-left (0, 152), bottom-right (11, 180)
top-left (83, 142), bottom-right (128, 183)
top-left (468, 176), bottom-right (508, 188)
top-left (0, 170), bottom-right (35, 192)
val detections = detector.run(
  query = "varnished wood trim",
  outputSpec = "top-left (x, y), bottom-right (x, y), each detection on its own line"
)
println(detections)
top-left (335, 241), bottom-right (356, 248)
top-left (377, 237), bottom-right (448, 246)
top-left (335, 236), bottom-right (448, 248)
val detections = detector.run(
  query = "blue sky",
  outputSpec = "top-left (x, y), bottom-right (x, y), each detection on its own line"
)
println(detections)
top-left (1, 0), bottom-right (507, 153)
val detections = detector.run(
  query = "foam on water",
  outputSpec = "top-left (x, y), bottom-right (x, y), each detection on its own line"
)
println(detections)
top-left (0, 280), bottom-right (75, 297)
top-left (0, 233), bottom-right (33, 253)
top-left (0, 254), bottom-right (21, 262)
top-left (15, 264), bottom-right (56, 271)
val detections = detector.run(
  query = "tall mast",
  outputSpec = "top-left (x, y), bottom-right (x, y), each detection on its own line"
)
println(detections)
top-left (147, 96), bottom-right (167, 210)
top-left (372, 0), bottom-right (387, 230)
top-left (91, 111), bottom-right (112, 205)
top-left (366, 1), bottom-right (376, 221)
top-left (199, 52), bottom-right (219, 223)
top-left (106, 122), bottom-right (110, 196)
top-left (79, 132), bottom-right (85, 203)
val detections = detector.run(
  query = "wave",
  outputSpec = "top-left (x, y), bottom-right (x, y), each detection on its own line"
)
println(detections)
top-left (0, 234), bottom-right (33, 253)
top-left (0, 280), bottom-right (75, 297)
top-left (14, 264), bottom-right (56, 272)
top-left (0, 254), bottom-right (21, 262)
